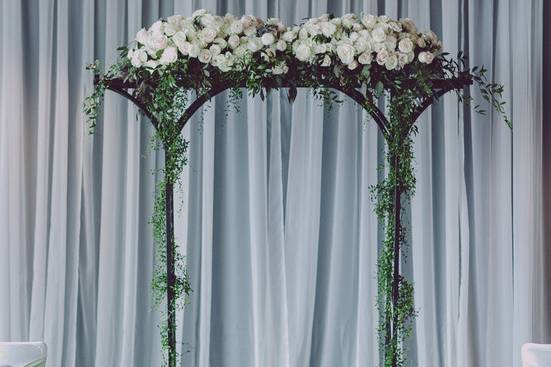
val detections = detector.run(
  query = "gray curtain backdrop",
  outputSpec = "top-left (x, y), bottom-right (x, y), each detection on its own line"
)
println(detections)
top-left (0, 0), bottom-right (547, 366)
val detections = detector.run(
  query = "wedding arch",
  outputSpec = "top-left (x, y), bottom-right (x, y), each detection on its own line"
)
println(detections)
top-left (84, 10), bottom-right (509, 367)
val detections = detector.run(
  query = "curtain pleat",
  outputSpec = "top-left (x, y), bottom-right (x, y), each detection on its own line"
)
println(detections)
top-left (0, 0), bottom-right (546, 366)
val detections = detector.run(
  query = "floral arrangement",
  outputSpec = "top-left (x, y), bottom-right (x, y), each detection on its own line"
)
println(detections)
top-left (84, 10), bottom-right (509, 367)
top-left (127, 10), bottom-right (441, 75)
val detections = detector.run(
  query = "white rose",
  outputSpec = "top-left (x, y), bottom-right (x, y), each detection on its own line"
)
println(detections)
top-left (172, 31), bottom-right (187, 48)
top-left (336, 43), bottom-right (355, 65)
top-left (159, 47), bottom-right (177, 65)
top-left (167, 15), bottom-right (183, 25)
top-left (314, 43), bottom-right (328, 54)
top-left (295, 43), bottom-right (312, 61)
top-left (320, 21), bottom-right (336, 37)
top-left (241, 15), bottom-right (254, 28)
top-left (376, 49), bottom-right (389, 65)
top-left (214, 37), bottom-right (227, 49)
top-left (192, 9), bottom-right (207, 18)
top-left (244, 26), bottom-right (257, 36)
top-left (372, 26), bottom-right (386, 43)
top-left (398, 38), bottom-right (414, 53)
top-left (130, 49), bottom-right (148, 67)
top-left (348, 60), bottom-right (359, 70)
top-left (342, 14), bottom-right (355, 28)
top-left (247, 37), bottom-right (263, 52)
top-left (400, 18), bottom-right (417, 33)
top-left (349, 32), bottom-right (359, 42)
top-left (199, 28), bottom-right (217, 44)
top-left (276, 40), bottom-right (287, 51)
top-left (150, 20), bottom-right (164, 34)
top-left (271, 62), bottom-right (289, 75)
top-left (136, 28), bottom-right (149, 44)
top-left (358, 51), bottom-right (373, 64)
top-left (354, 38), bottom-right (371, 53)
top-left (230, 20), bottom-right (244, 34)
top-left (298, 28), bottom-right (309, 40)
top-left (209, 44), bottom-right (221, 56)
top-left (388, 21), bottom-right (402, 32)
top-left (362, 14), bottom-right (377, 29)
top-left (145, 59), bottom-right (158, 69)
top-left (321, 54), bottom-right (331, 67)
top-left (164, 23), bottom-right (177, 36)
top-left (261, 32), bottom-right (276, 46)
top-left (417, 37), bottom-right (427, 48)
top-left (233, 45), bottom-right (248, 57)
top-left (385, 54), bottom-right (398, 70)
top-left (147, 32), bottom-right (168, 52)
top-left (228, 34), bottom-right (240, 49)
top-left (198, 49), bottom-right (212, 63)
top-left (418, 51), bottom-right (434, 64)
top-left (398, 52), bottom-right (409, 67)
top-left (188, 44), bottom-right (200, 58)
top-left (282, 31), bottom-right (296, 42)
top-left (385, 35), bottom-right (397, 51)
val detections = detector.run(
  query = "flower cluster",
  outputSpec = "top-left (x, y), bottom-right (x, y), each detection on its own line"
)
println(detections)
top-left (128, 10), bottom-right (442, 75)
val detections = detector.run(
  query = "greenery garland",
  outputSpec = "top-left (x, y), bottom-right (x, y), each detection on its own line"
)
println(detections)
top-left (83, 11), bottom-right (509, 367)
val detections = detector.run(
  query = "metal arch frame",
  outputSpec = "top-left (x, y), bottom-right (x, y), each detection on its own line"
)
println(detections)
top-left (95, 73), bottom-right (472, 367)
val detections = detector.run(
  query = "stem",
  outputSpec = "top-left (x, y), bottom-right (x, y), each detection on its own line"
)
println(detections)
top-left (165, 151), bottom-right (176, 367)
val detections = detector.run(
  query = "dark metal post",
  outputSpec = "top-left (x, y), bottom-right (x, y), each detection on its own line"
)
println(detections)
top-left (391, 152), bottom-right (401, 367)
top-left (165, 150), bottom-right (176, 367)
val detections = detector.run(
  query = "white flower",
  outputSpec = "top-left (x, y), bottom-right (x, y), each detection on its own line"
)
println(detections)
top-left (372, 26), bottom-right (386, 43)
top-left (150, 20), bottom-right (164, 34)
top-left (320, 21), bottom-right (337, 37)
top-left (282, 31), bottom-right (296, 42)
top-left (362, 14), bottom-right (377, 28)
top-left (342, 14), bottom-right (356, 28)
top-left (314, 43), bottom-right (328, 54)
top-left (398, 52), bottom-right (409, 67)
top-left (336, 43), bottom-right (355, 65)
top-left (321, 54), bottom-right (331, 67)
top-left (348, 60), bottom-right (359, 70)
top-left (261, 33), bottom-right (276, 46)
top-left (388, 21), bottom-right (402, 32)
top-left (271, 62), bottom-right (289, 75)
top-left (188, 43), bottom-right (200, 58)
top-left (213, 52), bottom-right (234, 72)
top-left (164, 23), bottom-right (177, 36)
top-left (295, 43), bottom-right (312, 61)
top-left (228, 35), bottom-right (240, 49)
top-left (376, 49), bottom-right (389, 65)
top-left (398, 38), bottom-right (414, 53)
top-left (385, 36), bottom-right (397, 51)
top-left (147, 32), bottom-right (168, 52)
top-left (230, 20), bottom-right (244, 34)
top-left (247, 37), bottom-right (263, 52)
top-left (172, 31), bottom-right (187, 48)
top-left (241, 15), bottom-right (254, 28)
top-left (358, 51), bottom-right (373, 65)
top-left (298, 28), bottom-right (309, 40)
top-left (400, 18), bottom-right (417, 33)
top-left (209, 44), bottom-right (222, 56)
top-left (198, 49), bottom-right (212, 63)
top-left (244, 26), bottom-right (257, 36)
top-left (145, 59), bottom-right (158, 69)
top-left (192, 9), bottom-right (207, 18)
top-left (349, 32), bottom-right (359, 42)
top-left (418, 51), bottom-right (434, 64)
top-left (159, 47), bottom-right (178, 65)
top-left (199, 28), bottom-right (217, 44)
top-left (276, 40), bottom-right (287, 52)
top-left (130, 49), bottom-right (148, 67)
top-left (384, 54), bottom-right (398, 70)
top-left (136, 28), bottom-right (149, 44)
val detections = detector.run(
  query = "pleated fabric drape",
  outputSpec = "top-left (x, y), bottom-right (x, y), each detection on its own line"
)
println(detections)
top-left (0, 0), bottom-right (546, 366)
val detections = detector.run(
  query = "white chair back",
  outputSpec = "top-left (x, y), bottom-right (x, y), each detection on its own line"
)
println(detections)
top-left (0, 342), bottom-right (47, 367)
top-left (522, 343), bottom-right (551, 367)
